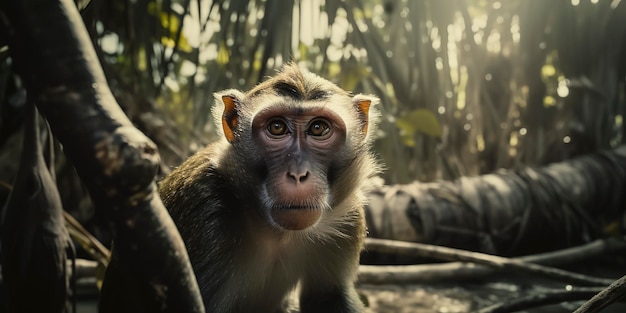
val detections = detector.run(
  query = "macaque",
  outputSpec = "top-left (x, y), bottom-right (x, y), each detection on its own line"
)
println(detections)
top-left (159, 63), bottom-right (379, 313)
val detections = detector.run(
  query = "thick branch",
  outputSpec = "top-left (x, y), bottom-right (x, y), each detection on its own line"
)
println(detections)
top-left (1, 0), bottom-right (204, 312)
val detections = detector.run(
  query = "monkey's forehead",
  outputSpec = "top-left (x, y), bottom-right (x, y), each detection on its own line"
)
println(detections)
top-left (247, 65), bottom-right (349, 99)
top-left (234, 96), bottom-right (358, 135)
top-left (248, 80), bottom-right (348, 100)
top-left (245, 94), bottom-right (358, 117)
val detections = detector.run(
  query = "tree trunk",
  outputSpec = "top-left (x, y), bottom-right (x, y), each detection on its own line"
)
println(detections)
top-left (0, 0), bottom-right (204, 312)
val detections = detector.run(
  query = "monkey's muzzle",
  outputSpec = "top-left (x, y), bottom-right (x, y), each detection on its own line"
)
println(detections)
top-left (270, 206), bottom-right (322, 230)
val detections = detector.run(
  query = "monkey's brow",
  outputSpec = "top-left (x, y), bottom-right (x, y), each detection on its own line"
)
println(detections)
top-left (308, 89), bottom-right (331, 100)
top-left (273, 82), bottom-right (331, 101)
top-left (274, 82), bottom-right (303, 100)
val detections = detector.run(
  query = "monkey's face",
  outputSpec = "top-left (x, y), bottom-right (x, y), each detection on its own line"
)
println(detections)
top-left (213, 65), bottom-right (378, 232)
top-left (250, 106), bottom-right (347, 230)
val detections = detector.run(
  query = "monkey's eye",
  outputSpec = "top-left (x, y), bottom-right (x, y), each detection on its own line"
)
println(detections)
top-left (307, 119), bottom-right (331, 137)
top-left (267, 119), bottom-right (288, 136)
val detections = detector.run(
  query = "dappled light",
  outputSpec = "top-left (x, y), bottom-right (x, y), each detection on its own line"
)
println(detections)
top-left (85, 0), bottom-right (625, 184)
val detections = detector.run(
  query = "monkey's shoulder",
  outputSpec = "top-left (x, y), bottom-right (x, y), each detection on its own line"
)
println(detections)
top-left (159, 144), bottom-right (235, 212)
top-left (161, 142), bottom-right (227, 184)
top-left (159, 144), bottom-right (242, 249)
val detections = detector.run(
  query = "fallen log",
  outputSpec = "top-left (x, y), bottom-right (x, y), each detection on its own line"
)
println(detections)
top-left (365, 145), bottom-right (626, 256)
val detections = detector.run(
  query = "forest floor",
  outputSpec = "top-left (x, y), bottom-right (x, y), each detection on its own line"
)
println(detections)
top-left (358, 274), bottom-right (626, 312)
top-left (359, 283), bottom-right (473, 312)
top-left (76, 256), bottom-right (626, 312)
top-left (355, 247), bottom-right (626, 313)
top-left (78, 278), bottom-right (626, 313)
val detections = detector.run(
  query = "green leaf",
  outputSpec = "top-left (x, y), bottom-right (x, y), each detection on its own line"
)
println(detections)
top-left (158, 12), bottom-right (193, 53)
top-left (396, 109), bottom-right (442, 146)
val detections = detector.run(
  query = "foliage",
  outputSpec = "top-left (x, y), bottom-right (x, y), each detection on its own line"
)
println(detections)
top-left (82, 0), bottom-right (626, 183)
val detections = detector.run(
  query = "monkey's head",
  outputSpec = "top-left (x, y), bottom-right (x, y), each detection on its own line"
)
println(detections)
top-left (213, 63), bottom-right (379, 232)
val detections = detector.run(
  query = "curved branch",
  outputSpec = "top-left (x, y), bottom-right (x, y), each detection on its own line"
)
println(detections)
top-left (1, 0), bottom-right (204, 312)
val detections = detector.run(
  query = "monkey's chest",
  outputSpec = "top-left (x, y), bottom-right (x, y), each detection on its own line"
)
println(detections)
top-left (243, 234), bottom-right (312, 281)
top-left (215, 240), bottom-right (310, 312)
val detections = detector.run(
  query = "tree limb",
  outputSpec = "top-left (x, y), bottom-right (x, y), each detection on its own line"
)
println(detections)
top-left (0, 0), bottom-right (204, 311)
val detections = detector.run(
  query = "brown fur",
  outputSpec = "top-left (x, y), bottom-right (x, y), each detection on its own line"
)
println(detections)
top-left (160, 64), bottom-right (379, 313)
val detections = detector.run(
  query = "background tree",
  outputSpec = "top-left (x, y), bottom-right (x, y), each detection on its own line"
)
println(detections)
top-left (75, 0), bottom-right (624, 181)
top-left (1, 0), bottom-right (623, 254)
top-left (1, 0), bottom-right (624, 263)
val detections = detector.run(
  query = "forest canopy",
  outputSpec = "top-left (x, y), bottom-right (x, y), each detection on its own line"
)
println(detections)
top-left (72, 0), bottom-right (625, 184)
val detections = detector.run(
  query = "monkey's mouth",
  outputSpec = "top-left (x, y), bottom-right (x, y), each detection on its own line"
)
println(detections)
top-left (270, 205), bottom-right (322, 231)
top-left (283, 205), bottom-right (316, 210)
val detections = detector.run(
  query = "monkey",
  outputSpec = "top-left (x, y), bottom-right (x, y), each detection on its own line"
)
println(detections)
top-left (159, 63), bottom-right (380, 313)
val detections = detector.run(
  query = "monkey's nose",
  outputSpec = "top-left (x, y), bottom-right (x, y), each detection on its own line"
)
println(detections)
top-left (287, 170), bottom-right (309, 184)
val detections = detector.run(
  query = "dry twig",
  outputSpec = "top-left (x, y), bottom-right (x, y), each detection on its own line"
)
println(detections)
top-left (573, 274), bottom-right (626, 313)
top-left (475, 287), bottom-right (603, 313)
top-left (359, 237), bottom-right (626, 284)
top-left (361, 238), bottom-right (617, 286)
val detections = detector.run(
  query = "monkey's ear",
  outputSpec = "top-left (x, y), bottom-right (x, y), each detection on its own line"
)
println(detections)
top-left (221, 95), bottom-right (240, 143)
top-left (214, 90), bottom-right (244, 143)
top-left (353, 94), bottom-right (379, 136)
